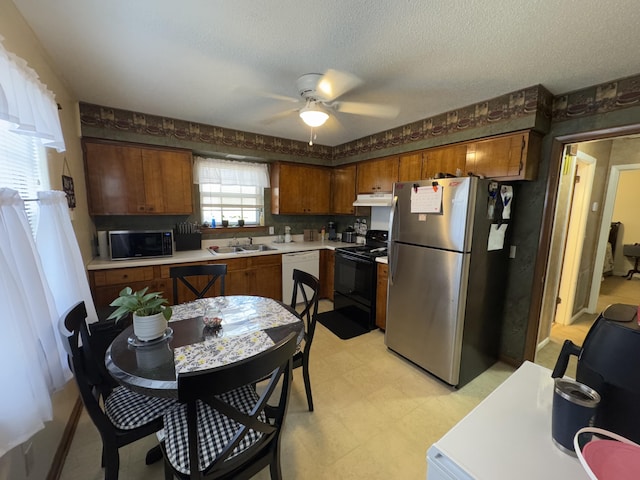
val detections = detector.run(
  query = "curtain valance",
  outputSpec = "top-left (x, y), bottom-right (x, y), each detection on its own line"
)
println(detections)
top-left (0, 36), bottom-right (65, 152)
top-left (194, 157), bottom-right (270, 187)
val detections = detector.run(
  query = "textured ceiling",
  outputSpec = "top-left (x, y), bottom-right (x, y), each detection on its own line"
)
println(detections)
top-left (12, 0), bottom-right (640, 147)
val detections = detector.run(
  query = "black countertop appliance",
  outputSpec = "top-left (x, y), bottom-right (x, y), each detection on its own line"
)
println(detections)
top-left (328, 221), bottom-right (337, 241)
top-left (552, 303), bottom-right (640, 444)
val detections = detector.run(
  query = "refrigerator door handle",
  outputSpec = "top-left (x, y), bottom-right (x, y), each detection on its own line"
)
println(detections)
top-left (389, 195), bottom-right (398, 285)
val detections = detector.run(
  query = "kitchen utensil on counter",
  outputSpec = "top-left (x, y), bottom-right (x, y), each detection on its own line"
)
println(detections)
top-left (342, 227), bottom-right (356, 243)
top-left (284, 226), bottom-right (292, 243)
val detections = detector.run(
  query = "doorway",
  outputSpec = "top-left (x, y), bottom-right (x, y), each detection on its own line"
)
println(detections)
top-left (534, 134), bottom-right (640, 366)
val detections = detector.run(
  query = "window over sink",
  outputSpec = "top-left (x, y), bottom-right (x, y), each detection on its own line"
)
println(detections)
top-left (194, 157), bottom-right (269, 226)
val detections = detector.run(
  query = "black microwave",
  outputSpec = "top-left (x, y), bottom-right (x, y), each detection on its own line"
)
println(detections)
top-left (108, 230), bottom-right (173, 260)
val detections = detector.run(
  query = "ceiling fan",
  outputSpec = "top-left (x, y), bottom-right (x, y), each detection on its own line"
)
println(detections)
top-left (257, 70), bottom-right (399, 144)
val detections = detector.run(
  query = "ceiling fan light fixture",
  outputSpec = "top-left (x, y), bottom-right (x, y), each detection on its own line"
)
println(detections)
top-left (299, 105), bottom-right (329, 127)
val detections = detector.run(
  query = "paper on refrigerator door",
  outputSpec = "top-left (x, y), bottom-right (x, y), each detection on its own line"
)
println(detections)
top-left (488, 224), bottom-right (508, 251)
top-left (411, 185), bottom-right (443, 213)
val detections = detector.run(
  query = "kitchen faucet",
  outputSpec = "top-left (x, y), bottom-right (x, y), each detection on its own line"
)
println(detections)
top-left (248, 236), bottom-right (253, 245)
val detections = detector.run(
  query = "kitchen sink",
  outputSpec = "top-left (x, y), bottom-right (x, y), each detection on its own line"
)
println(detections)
top-left (209, 244), bottom-right (277, 255)
top-left (239, 244), bottom-right (278, 252)
top-left (209, 246), bottom-right (243, 255)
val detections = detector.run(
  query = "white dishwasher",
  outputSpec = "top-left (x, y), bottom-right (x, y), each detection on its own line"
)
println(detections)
top-left (281, 250), bottom-right (320, 303)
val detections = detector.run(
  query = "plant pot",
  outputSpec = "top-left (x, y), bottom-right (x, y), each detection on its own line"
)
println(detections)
top-left (133, 312), bottom-right (167, 341)
top-left (237, 219), bottom-right (245, 227)
top-left (221, 220), bottom-right (229, 227)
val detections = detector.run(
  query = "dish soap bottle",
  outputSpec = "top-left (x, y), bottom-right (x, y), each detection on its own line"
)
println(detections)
top-left (284, 226), bottom-right (292, 243)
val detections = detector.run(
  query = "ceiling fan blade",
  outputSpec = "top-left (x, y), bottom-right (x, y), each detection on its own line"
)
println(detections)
top-left (334, 101), bottom-right (399, 119)
top-left (317, 69), bottom-right (363, 101)
top-left (235, 86), bottom-right (300, 103)
top-left (261, 108), bottom-right (299, 125)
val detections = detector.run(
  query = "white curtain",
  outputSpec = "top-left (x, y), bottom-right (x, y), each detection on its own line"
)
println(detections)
top-left (193, 157), bottom-right (270, 187)
top-left (0, 35), bottom-right (65, 152)
top-left (36, 190), bottom-right (98, 355)
top-left (0, 188), bottom-right (71, 457)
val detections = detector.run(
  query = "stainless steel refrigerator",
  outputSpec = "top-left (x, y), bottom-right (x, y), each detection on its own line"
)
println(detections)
top-left (385, 176), bottom-right (510, 387)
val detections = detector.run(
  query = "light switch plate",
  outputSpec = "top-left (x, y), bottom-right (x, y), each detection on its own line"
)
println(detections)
top-left (269, 226), bottom-right (274, 235)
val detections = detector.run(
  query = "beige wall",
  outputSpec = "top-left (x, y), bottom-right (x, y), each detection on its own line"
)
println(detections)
top-left (0, 1), bottom-right (89, 479)
top-left (612, 168), bottom-right (640, 275)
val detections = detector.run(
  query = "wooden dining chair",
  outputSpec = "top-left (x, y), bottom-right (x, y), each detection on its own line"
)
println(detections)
top-left (290, 268), bottom-right (320, 412)
top-left (160, 332), bottom-right (297, 480)
top-left (58, 301), bottom-right (178, 480)
top-left (170, 264), bottom-right (227, 303)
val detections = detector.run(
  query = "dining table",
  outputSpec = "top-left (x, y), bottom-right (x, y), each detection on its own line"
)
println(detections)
top-left (105, 295), bottom-right (304, 399)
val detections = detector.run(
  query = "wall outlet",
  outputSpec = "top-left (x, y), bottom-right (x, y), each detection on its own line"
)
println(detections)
top-left (509, 245), bottom-right (517, 259)
top-left (268, 226), bottom-right (274, 235)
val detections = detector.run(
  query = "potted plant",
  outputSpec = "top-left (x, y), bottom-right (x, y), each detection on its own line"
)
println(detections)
top-left (108, 286), bottom-right (172, 342)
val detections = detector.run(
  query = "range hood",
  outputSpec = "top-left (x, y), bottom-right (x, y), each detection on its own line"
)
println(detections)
top-left (353, 193), bottom-right (393, 207)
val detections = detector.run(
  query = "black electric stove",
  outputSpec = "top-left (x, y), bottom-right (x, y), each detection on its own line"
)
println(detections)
top-left (334, 230), bottom-right (388, 330)
top-left (335, 230), bottom-right (388, 260)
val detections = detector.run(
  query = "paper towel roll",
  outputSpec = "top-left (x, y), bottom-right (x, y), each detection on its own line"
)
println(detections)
top-left (97, 231), bottom-right (109, 259)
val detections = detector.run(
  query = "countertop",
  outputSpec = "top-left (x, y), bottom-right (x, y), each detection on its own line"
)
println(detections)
top-left (427, 362), bottom-right (585, 479)
top-left (87, 235), bottom-right (355, 270)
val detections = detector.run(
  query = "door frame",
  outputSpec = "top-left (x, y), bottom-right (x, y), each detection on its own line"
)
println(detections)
top-left (524, 124), bottom-right (640, 362)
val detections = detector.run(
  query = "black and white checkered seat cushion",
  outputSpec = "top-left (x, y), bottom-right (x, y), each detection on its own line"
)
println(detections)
top-left (105, 386), bottom-right (177, 430)
top-left (163, 386), bottom-right (266, 475)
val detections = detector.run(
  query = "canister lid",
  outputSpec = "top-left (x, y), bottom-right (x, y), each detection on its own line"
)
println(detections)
top-left (554, 378), bottom-right (601, 407)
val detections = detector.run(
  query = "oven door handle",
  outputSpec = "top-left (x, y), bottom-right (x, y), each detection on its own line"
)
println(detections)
top-left (336, 252), bottom-right (374, 265)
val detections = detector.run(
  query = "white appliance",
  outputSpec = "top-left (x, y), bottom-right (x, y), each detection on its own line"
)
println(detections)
top-left (426, 362), bottom-right (587, 479)
top-left (282, 250), bottom-right (320, 302)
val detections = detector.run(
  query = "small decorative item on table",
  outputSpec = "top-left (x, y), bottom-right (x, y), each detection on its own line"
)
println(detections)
top-left (203, 304), bottom-right (223, 329)
top-left (107, 286), bottom-right (173, 345)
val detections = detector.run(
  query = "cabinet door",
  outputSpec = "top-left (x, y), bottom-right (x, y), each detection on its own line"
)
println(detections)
top-left (466, 131), bottom-right (539, 180)
top-left (398, 152), bottom-right (423, 182)
top-left (422, 145), bottom-right (467, 180)
top-left (271, 163), bottom-right (331, 214)
top-left (375, 263), bottom-right (388, 330)
top-left (319, 249), bottom-right (334, 300)
top-left (305, 166), bottom-right (331, 214)
top-left (141, 148), bottom-right (193, 214)
top-left (356, 156), bottom-right (399, 193)
top-left (331, 164), bottom-right (356, 215)
top-left (84, 141), bottom-right (145, 215)
top-left (249, 255), bottom-right (282, 299)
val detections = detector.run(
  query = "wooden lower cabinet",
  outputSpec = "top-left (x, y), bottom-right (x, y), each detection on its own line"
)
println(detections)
top-left (89, 255), bottom-right (283, 308)
top-left (375, 262), bottom-right (388, 330)
top-left (90, 265), bottom-right (166, 307)
top-left (319, 249), bottom-right (334, 300)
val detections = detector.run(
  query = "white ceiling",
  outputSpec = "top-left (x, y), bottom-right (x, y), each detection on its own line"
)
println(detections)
top-left (12, 0), bottom-right (640, 147)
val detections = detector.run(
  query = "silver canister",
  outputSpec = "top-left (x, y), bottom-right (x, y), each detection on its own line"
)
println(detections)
top-left (551, 378), bottom-right (601, 455)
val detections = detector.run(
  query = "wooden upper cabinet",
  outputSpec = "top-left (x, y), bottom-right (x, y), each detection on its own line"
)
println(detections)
top-left (398, 152), bottom-right (423, 182)
top-left (356, 156), bottom-right (399, 193)
top-left (83, 139), bottom-right (193, 215)
top-left (466, 130), bottom-right (541, 180)
top-left (422, 144), bottom-right (468, 180)
top-left (270, 162), bottom-right (331, 215)
top-left (140, 148), bottom-right (194, 214)
top-left (331, 164), bottom-right (357, 215)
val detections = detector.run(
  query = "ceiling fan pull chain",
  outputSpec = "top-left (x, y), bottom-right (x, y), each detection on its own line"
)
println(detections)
top-left (309, 127), bottom-right (314, 146)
